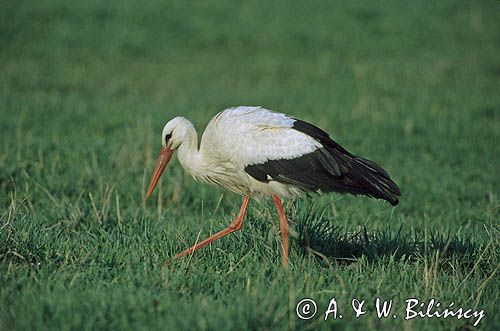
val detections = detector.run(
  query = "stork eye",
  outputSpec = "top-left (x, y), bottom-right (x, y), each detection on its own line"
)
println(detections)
top-left (165, 133), bottom-right (172, 145)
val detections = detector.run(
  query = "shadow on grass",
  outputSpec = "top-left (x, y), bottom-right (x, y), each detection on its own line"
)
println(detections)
top-left (293, 204), bottom-right (482, 269)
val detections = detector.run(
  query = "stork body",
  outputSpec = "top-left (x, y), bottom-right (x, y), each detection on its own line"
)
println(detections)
top-left (146, 106), bottom-right (400, 266)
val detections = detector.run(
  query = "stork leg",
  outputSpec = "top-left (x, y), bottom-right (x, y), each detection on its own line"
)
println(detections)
top-left (272, 194), bottom-right (289, 267)
top-left (175, 195), bottom-right (250, 258)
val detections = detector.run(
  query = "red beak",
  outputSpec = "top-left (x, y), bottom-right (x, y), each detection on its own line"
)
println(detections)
top-left (146, 146), bottom-right (173, 199)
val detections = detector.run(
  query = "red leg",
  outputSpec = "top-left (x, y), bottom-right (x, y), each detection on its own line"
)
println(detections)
top-left (175, 196), bottom-right (250, 258)
top-left (272, 194), bottom-right (289, 267)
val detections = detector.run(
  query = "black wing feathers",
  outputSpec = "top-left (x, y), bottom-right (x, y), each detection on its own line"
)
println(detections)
top-left (245, 148), bottom-right (343, 191)
top-left (244, 119), bottom-right (401, 206)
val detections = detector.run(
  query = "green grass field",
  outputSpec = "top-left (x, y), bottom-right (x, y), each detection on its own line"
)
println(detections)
top-left (1, 1), bottom-right (499, 330)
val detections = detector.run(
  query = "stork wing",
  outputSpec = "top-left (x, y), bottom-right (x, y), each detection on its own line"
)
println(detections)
top-left (208, 106), bottom-right (400, 205)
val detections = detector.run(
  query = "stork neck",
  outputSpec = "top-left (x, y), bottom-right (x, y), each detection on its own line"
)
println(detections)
top-left (176, 124), bottom-right (203, 177)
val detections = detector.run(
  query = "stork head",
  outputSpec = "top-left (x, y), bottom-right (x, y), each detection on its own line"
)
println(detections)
top-left (146, 117), bottom-right (191, 199)
top-left (161, 117), bottom-right (192, 150)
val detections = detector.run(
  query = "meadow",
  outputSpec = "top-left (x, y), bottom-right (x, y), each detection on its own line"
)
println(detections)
top-left (1, 1), bottom-right (499, 330)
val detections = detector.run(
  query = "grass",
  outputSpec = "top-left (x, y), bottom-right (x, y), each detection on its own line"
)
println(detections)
top-left (1, 0), bottom-right (499, 330)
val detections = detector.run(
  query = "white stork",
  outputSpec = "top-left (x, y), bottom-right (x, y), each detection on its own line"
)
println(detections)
top-left (146, 106), bottom-right (400, 266)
